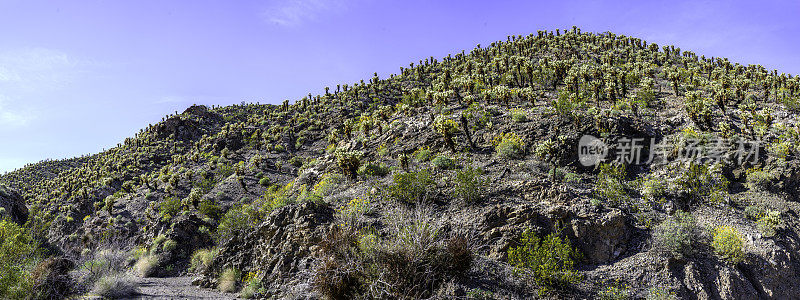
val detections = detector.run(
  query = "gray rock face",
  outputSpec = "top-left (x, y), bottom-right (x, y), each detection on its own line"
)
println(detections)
top-left (0, 184), bottom-right (27, 225)
top-left (571, 208), bottom-right (630, 265)
top-left (202, 201), bottom-right (334, 298)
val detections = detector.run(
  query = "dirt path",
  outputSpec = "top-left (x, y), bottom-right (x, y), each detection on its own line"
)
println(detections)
top-left (125, 276), bottom-right (237, 300)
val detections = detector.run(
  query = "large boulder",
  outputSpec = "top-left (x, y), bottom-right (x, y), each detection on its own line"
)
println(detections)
top-left (0, 184), bottom-right (28, 225)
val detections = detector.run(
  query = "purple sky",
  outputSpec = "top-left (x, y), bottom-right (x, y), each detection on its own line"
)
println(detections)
top-left (0, 0), bottom-right (798, 172)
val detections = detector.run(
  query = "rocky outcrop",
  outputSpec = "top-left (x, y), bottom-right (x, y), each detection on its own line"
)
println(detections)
top-left (571, 208), bottom-right (630, 265)
top-left (200, 201), bottom-right (334, 297)
top-left (0, 184), bottom-right (27, 225)
top-left (479, 201), bottom-right (632, 266)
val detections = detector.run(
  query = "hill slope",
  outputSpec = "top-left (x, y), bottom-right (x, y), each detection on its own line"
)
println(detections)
top-left (3, 28), bottom-right (800, 299)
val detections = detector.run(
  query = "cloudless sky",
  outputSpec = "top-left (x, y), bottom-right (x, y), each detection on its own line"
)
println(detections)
top-left (0, 0), bottom-right (798, 172)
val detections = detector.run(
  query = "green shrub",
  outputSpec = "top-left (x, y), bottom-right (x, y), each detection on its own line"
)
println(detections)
top-left (413, 146), bottom-right (433, 162)
top-left (195, 175), bottom-right (217, 193)
top-left (430, 155), bottom-right (457, 170)
top-left (676, 163), bottom-right (728, 205)
top-left (387, 170), bottom-right (435, 204)
top-left (190, 248), bottom-right (216, 273)
top-left (743, 205), bottom-right (764, 220)
top-left (161, 239), bottom-right (178, 253)
top-left (453, 165), bottom-right (485, 204)
top-left (646, 287), bottom-right (678, 300)
top-left (240, 271), bottom-right (262, 299)
top-left (0, 220), bottom-right (38, 298)
top-left (510, 108), bottom-right (528, 122)
top-left (151, 234), bottom-right (167, 253)
top-left (215, 184), bottom-right (294, 243)
top-left (357, 162), bottom-right (389, 177)
top-left (218, 268), bottom-right (240, 293)
top-left (635, 80), bottom-right (657, 107)
top-left (652, 212), bottom-right (698, 258)
top-left (595, 163), bottom-right (627, 206)
top-left (711, 226), bottom-right (745, 264)
top-left (745, 167), bottom-right (775, 191)
top-left (258, 176), bottom-right (271, 186)
top-left (494, 132), bottom-right (525, 159)
top-left (312, 173), bottom-right (344, 198)
top-left (756, 210), bottom-right (782, 238)
top-left (198, 198), bottom-right (221, 219)
top-left (215, 206), bottom-right (251, 243)
top-left (338, 198), bottom-right (372, 223)
top-left (158, 196), bottom-right (182, 222)
top-left (335, 150), bottom-right (362, 179)
top-left (563, 171), bottom-right (581, 183)
top-left (508, 229), bottom-right (581, 292)
top-left (552, 89), bottom-right (578, 117)
top-left (216, 161), bottom-right (235, 178)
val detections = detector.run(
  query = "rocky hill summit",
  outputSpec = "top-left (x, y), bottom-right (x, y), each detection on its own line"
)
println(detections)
top-left (2, 28), bottom-right (800, 299)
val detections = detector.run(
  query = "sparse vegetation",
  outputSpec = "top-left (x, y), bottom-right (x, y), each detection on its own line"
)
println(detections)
top-left (652, 212), bottom-right (699, 258)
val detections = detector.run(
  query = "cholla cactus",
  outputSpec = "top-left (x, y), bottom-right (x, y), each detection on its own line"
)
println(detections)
top-left (433, 115), bottom-right (460, 152)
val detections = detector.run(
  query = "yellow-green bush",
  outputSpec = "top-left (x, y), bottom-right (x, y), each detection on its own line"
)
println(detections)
top-left (357, 162), bottom-right (389, 177)
top-left (430, 155), bottom-right (457, 170)
top-left (239, 271), bottom-right (262, 298)
top-left (312, 173), bottom-right (344, 198)
top-left (711, 225), bottom-right (745, 264)
top-left (745, 207), bottom-right (782, 238)
top-left (493, 132), bottom-right (525, 159)
top-left (190, 248), bottom-right (216, 273)
top-left (0, 220), bottom-right (38, 299)
top-left (510, 108), bottom-right (527, 122)
top-left (508, 229), bottom-right (581, 292)
top-left (744, 167), bottom-right (776, 191)
top-left (595, 163), bottom-right (627, 206)
top-left (387, 170), bottom-right (435, 204)
top-left (158, 196), bottom-right (182, 222)
top-left (676, 163), bottom-right (728, 205)
top-left (597, 284), bottom-right (629, 300)
top-left (453, 165), bottom-right (485, 204)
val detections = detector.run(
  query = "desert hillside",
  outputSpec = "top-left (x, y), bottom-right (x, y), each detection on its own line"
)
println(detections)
top-left (2, 28), bottom-right (800, 299)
